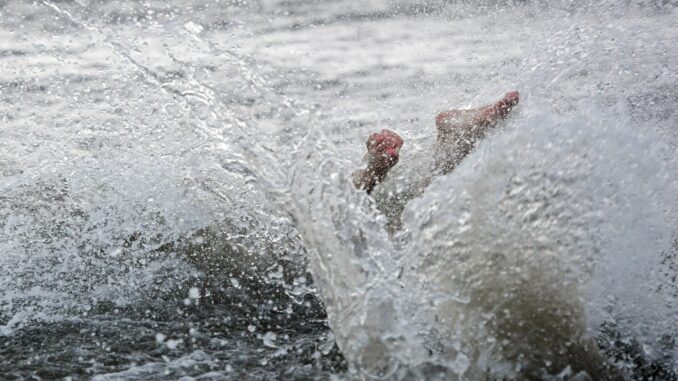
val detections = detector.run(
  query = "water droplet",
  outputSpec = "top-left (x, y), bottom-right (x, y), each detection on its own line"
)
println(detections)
top-left (184, 21), bottom-right (204, 35)
top-left (166, 339), bottom-right (182, 350)
top-left (263, 331), bottom-right (277, 348)
top-left (188, 287), bottom-right (200, 299)
top-left (230, 278), bottom-right (240, 288)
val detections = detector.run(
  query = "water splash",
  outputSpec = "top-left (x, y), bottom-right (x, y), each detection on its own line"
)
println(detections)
top-left (288, 3), bottom-right (677, 378)
top-left (294, 99), bottom-right (676, 379)
top-left (1, 0), bottom-right (676, 379)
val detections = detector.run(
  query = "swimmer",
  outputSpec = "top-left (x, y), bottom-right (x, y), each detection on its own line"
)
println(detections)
top-left (353, 91), bottom-right (520, 194)
top-left (351, 90), bottom-right (628, 380)
top-left (352, 91), bottom-right (520, 230)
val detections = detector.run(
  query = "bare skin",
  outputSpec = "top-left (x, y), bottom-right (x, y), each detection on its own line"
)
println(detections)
top-left (353, 91), bottom-right (520, 194)
top-left (352, 129), bottom-right (404, 193)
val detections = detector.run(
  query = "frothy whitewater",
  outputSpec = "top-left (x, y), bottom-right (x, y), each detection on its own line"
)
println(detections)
top-left (1, 1), bottom-right (676, 380)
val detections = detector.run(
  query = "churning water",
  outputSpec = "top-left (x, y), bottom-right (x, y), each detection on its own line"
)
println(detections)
top-left (1, 1), bottom-right (676, 380)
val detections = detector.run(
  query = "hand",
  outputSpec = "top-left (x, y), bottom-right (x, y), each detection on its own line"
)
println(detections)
top-left (366, 129), bottom-right (403, 178)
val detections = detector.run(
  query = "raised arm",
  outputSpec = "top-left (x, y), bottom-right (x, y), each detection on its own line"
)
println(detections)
top-left (353, 129), bottom-right (403, 194)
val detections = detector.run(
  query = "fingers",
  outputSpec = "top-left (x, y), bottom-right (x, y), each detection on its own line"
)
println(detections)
top-left (362, 129), bottom-right (402, 184)
top-left (365, 129), bottom-right (403, 174)
top-left (367, 129), bottom-right (403, 150)
top-left (371, 141), bottom-right (398, 161)
top-left (384, 148), bottom-right (399, 163)
top-left (385, 130), bottom-right (404, 149)
top-left (367, 132), bottom-right (384, 149)
top-left (381, 129), bottom-right (403, 146)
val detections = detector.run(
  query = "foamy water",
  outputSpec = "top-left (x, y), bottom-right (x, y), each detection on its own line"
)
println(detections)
top-left (1, 0), bottom-right (676, 379)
